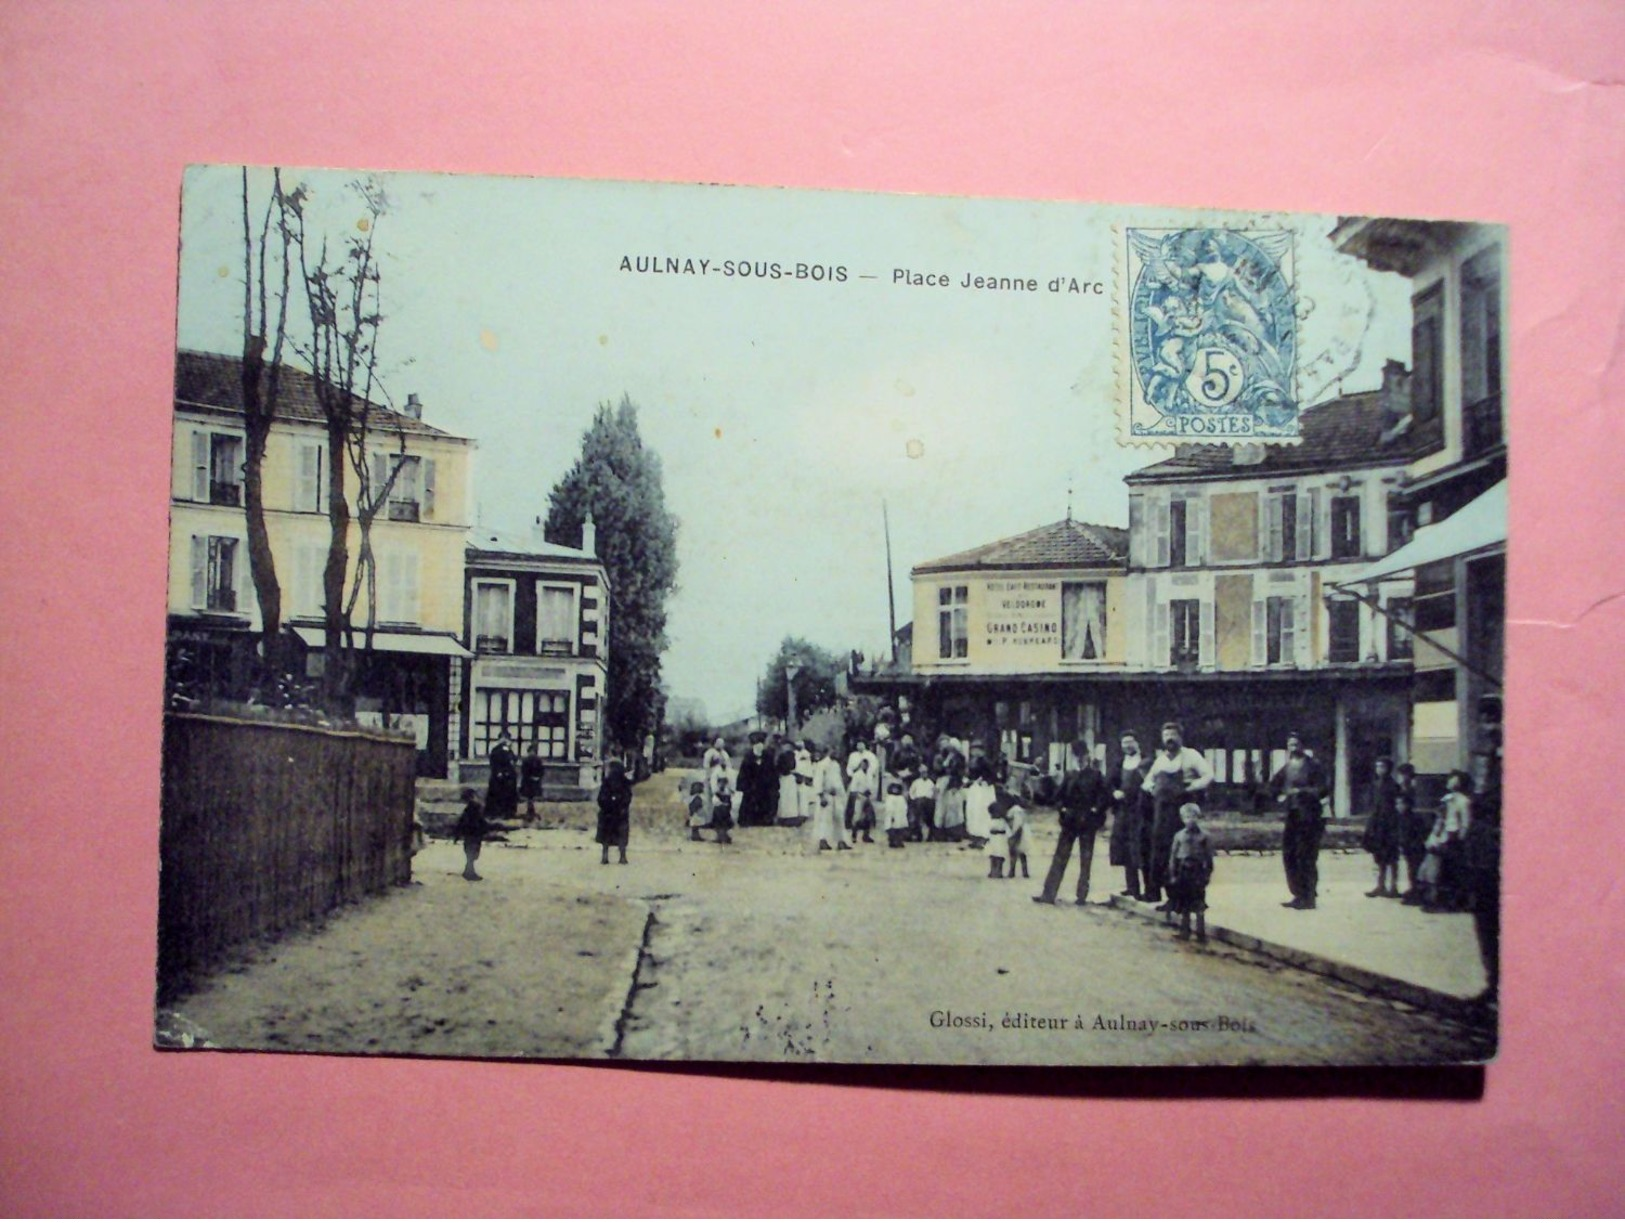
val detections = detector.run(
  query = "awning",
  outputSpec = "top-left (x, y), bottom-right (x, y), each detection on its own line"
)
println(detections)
top-left (1341, 480), bottom-right (1506, 585)
top-left (291, 625), bottom-right (472, 658)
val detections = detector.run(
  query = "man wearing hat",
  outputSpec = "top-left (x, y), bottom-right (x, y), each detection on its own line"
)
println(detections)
top-left (736, 730), bottom-right (779, 827)
top-left (1268, 730), bottom-right (1329, 909)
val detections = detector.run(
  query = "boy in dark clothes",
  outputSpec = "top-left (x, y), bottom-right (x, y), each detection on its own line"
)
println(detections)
top-left (452, 788), bottom-right (488, 881)
top-left (1396, 764), bottom-right (1430, 902)
top-left (711, 775), bottom-right (736, 844)
top-left (1363, 756), bottom-right (1402, 897)
top-left (1168, 802), bottom-right (1214, 942)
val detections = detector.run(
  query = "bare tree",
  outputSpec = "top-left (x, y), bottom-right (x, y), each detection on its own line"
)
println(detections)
top-left (238, 167), bottom-right (300, 681)
top-left (291, 176), bottom-right (405, 712)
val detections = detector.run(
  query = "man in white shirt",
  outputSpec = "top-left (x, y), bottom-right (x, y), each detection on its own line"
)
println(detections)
top-left (1141, 721), bottom-right (1213, 907)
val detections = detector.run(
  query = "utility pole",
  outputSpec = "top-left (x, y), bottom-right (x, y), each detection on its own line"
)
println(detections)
top-left (883, 500), bottom-right (898, 663)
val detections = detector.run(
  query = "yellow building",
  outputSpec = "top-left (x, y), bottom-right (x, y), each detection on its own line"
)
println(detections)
top-left (167, 350), bottom-right (475, 775)
top-left (868, 518), bottom-right (1130, 773)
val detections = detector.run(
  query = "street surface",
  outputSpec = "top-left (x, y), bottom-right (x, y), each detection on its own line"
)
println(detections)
top-left (167, 779), bottom-right (1492, 1066)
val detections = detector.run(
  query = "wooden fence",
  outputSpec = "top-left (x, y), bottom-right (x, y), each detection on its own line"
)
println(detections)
top-left (158, 711), bottom-right (417, 1001)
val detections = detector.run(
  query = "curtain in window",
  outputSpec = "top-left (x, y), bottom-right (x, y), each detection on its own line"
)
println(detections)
top-left (1061, 583), bottom-right (1106, 660)
top-left (537, 586), bottom-right (575, 652)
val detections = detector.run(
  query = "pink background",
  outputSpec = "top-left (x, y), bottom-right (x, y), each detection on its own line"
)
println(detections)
top-left (2, 1), bottom-right (1621, 1214)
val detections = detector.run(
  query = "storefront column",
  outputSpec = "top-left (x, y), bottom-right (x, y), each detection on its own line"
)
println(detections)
top-left (1333, 693), bottom-right (1351, 819)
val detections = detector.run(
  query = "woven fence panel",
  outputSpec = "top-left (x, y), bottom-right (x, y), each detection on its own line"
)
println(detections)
top-left (158, 712), bottom-right (416, 999)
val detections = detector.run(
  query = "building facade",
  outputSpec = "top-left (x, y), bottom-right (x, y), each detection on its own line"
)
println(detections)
top-left (458, 519), bottom-right (610, 795)
top-left (858, 518), bottom-right (1131, 774)
top-left (1331, 219), bottom-right (1507, 781)
top-left (1118, 380), bottom-right (1442, 816)
top-left (168, 350), bottom-right (475, 776)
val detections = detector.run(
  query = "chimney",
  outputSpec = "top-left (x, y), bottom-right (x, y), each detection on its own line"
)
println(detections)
top-left (532, 514), bottom-right (547, 550)
top-left (404, 392), bottom-right (422, 420)
top-left (582, 513), bottom-right (597, 557)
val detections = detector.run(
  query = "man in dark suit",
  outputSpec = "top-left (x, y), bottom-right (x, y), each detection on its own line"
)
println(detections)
top-left (1269, 731), bottom-right (1329, 909)
top-left (1033, 741), bottom-right (1110, 906)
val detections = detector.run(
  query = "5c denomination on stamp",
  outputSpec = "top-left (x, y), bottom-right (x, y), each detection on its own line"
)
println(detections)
top-left (1117, 227), bottom-right (1301, 445)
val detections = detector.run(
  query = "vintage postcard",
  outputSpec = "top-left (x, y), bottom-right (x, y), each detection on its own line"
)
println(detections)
top-left (157, 166), bottom-right (1504, 1066)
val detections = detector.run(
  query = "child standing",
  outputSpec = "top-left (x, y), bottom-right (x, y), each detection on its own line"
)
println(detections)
top-left (1363, 757), bottom-right (1402, 897)
top-left (710, 774), bottom-right (736, 845)
top-left (985, 791), bottom-right (1012, 879)
top-left (595, 759), bottom-right (633, 865)
top-left (1421, 770), bottom-right (1473, 911)
top-left (1397, 763), bottom-right (1430, 902)
top-left (1168, 802), bottom-right (1215, 941)
top-left (452, 788), bottom-right (488, 881)
top-left (686, 779), bottom-right (709, 843)
top-left (1004, 795), bottom-right (1031, 879)
top-left (907, 771), bottom-right (935, 842)
top-left (881, 778), bottom-right (910, 848)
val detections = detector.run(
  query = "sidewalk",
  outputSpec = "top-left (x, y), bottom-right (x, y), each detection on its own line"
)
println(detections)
top-left (1107, 849), bottom-right (1489, 1015)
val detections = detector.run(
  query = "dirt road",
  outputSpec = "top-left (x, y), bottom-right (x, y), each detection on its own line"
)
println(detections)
top-left (167, 782), bottom-right (1490, 1066)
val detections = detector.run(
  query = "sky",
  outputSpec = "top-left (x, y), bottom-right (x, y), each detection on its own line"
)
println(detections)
top-left (175, 166), bottom-right (1410, 721)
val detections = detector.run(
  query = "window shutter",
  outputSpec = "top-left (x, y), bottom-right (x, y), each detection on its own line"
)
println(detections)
top-left (1127, 494), bottom-right (1144, 566)
top-left (189, 535), bottom-right (206, 609)
top-left (296, 443), bottom-right (316, 512)
top-left (1153, 599), bottom-right (1171, 668)
top-left (190, 431), bottom-right (209, 502)
top-left (369, 449), bottom-right (388, 512)
top-left (1315, 489), bottom-right (1331, 562)
top-left (232, 538), bottom-right (246, 612)
top-left (423, 459), bottom-right (436, 520)
top-left (1293, 591), bottom-right (1311, 667)
top-left (1295, 489), bottom-right (1314, 561)
top-left (1188, 496), bottom-right (1206, 566)
top-left (1199, 596), bottom-right (1215, 668)
top-left (1143, 575), bottom-right (1157, 665)
top-left (1154, 495), bottom-right (1171, 568)
top-left (1251, 598), bottom-right (1266, 666)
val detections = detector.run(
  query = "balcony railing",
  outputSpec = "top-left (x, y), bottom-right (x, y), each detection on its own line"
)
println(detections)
top-left (475, 633), bottom-right (510, 654)
top-left (1464, 392), bottom-right (1503, 458)
top-left (386, 499), bottom-right (421, 522)
top-left (209, 480), bottom-right (242, 506)
top-left (206, 587), bottom-right (237, 613)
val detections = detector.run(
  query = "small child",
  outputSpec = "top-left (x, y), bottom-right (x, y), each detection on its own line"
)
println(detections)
top-left (907, 772), bottom-right (935, 842)
top-left (985, 793), bottom-right (1012, 879)
top-left (451, 787), bottom-right (487, 882)
top-left (1362, 757), bottom-right (1402, 897)
top-left (1397, 763), bottom-right (1429, 902)
top-left (686, 779), bottom-right (709, 843)
top-left (881, 777), bottom-right (910, 848)
top-left (1420, 770), bottom-right (1473, 911)
top-left (1004, 795), bottom-right (1030, 879)
top-left (847, 757), bottom-right (879, 844)
top-left (711, 774), bottom-right (735, 845)
top-left (1167, 802), bottom-right (1214, 941)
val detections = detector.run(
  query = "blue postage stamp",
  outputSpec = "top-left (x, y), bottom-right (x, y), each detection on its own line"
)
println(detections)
top-left (1120, 227), bottom-right (1300, 444)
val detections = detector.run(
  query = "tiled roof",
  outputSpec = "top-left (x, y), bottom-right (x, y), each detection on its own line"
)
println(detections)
top-left (174, 350), bottom-right (462, 440)
top-left (1123, 390), bottom-right (1442, 484)
top-left (915, 518), bottom-right (1128, 574)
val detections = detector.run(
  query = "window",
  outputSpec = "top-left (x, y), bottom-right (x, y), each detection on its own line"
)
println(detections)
top-left (1386, 597), bottom-right (1415, 661)
top-left (1265, 490), bottom-right (1298, 562)
top-left (1254, 594), bottom-right (1297, 665)
top-left (1170, 598), bottom-right (1201, 666)
top-left (537, 584), bottom-right (578, 655)
top-left (377, 552), bottom-right (419, 625)
top-left (473, 580), bottom-right (513, 652)
top-left (189, 535), bottom-right (239, 612)
top-left (1411, 285), bottom-right (1443, 424)
top-left (1060, 582), bottom-right (1107, 660)
top-left (937, 585), bottom-right (968, 659)
top-left (1461, 249), bottom-right (1503, 456)
top-left (1169, 500), bottom-right (1188, 567)
top-left (184, 429), bottom-right (243, 505)
top-left (369, 452), bottom-right (436, 522)
top-left (1328, 600), bottom-right (1361, 663)
top-left (473, 688), bottom-right (571, 760)
top-left (294, 544), bottom-right (326, 617)
top-left (296, 442), bottom-right (326, 513)
top-left (1330, 494), bottom-right (1362, 560)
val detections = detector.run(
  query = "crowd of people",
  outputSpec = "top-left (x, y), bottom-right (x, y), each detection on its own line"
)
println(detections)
top-left (460, 695), bottom-right (1501, 998)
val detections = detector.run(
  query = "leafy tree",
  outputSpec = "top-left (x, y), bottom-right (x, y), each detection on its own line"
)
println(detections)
top-left (545, 397), bottom-right (680, 754)
top-left (756, 637), bottom-right (843, 728)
